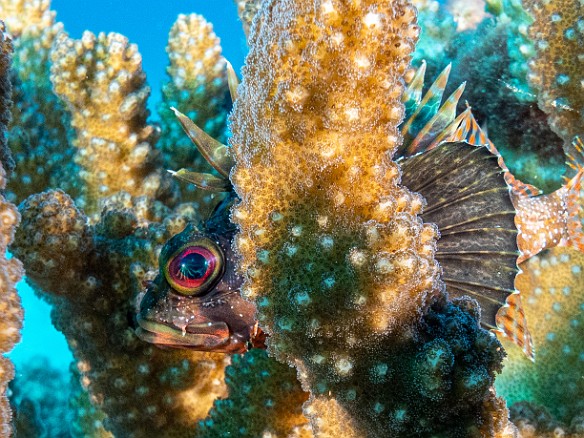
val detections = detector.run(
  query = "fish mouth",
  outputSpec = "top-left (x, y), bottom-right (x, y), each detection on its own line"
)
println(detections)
top-left (135, 316), bottom-right (231, 351)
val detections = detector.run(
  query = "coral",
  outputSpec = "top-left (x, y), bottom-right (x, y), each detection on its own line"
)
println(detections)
top-left (523, 0), bottom-right (584, 145)
top-left (510, 402), bottom-right (584, 437)
top-left (497, 247), bottom-right (584, 426)
top-left (234, 0), bottom-right (263, 37)
top-left (446, 0), bottom-right (489, 31)
top-left (485, 0), bottom-right (535, 100)
top-left (0, 0), bottom-right (75, 203)
top-left (11, 190), bottom-right (228, 437)
top-left (445, 18), bottom-right (564, 193)
top-left (411, 0), bottom-right (457, 67)
top-left (9, 356), bottom-right (74, 437)
top-left (158, 13), bottom-right (231, 212)
top-left (302, 297), bottom-right (509, 437)
top-left (50, 31), bottom-right (176, 215)
top-left (230, 0), bottom-right (510, 435)
top-left (195, 349), bottom-right (310, 437)
top-left (0, 21), bottom-right (23, 437)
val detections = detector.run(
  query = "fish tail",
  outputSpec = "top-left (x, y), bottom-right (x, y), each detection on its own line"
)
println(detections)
top-left (496, 291), bottom-right (535, 361)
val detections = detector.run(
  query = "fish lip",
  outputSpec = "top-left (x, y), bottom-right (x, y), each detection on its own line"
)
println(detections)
top-left (135, 316), bottom-right (230, 350)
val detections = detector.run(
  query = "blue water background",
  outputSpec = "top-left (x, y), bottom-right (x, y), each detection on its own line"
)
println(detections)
top-left (8, 0), bottom-right (246, 370)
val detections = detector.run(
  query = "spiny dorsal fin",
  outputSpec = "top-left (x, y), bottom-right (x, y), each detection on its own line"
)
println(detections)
top-left (563, 135), bottom-right (584, 183)
top-left (402, 61), bottom-right (426, 121)
top-left (404, 82), bottom-right (466, 157)
top-left (400, 141), bottom-right (519, 336)
top-left (226, 60), bottom-right (240, 103)
top-left (399, 63), bottom-right (452, 154)
top-left (171, 107), bottom-right (235, 178)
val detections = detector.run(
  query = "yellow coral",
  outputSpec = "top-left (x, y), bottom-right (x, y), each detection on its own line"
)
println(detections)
top-left (0, 0), bottom-right (73, 203)
top-left (231, 0), bottom-right (437, 358)
top-left (523, 0), bottom-right (584, 144)
top-left (234, 0), bottom-right (262, 37)
top-left (158, 13), bottom-right (230, 212)
top-left (0, 168), bottom-right (23, 436)
top-left (0, 22), bottom-right (23, 437)
top-left (12, 191), bottom-right (228, 436)
top-left (497, 247), bottom-right (584, 425)
top-left (0, 0), bottom-right (56, 38)
top-left (230, 0), bottom-right (511, 435)
top-left (50, 31), bottom-right (174, 215)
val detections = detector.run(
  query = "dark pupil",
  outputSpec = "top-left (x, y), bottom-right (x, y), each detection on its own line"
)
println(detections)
top-left (178, 253), bottom-right (208, 280)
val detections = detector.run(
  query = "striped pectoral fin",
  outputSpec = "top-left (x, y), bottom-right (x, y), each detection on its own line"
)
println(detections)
top-left (496, 292), bottom-right (534, 360)
top-left (400, 141), bottom-right (520, 332)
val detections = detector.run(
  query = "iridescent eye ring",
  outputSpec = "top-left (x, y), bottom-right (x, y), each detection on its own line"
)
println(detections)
top-left (164, 238), bottom-right (224, 295)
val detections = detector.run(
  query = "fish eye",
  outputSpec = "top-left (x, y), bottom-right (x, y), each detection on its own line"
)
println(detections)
top-left (164, 238), bottom-right (224, 296)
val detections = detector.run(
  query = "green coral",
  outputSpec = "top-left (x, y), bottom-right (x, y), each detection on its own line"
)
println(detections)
top-left (196, 349), bottom-right (309, 437)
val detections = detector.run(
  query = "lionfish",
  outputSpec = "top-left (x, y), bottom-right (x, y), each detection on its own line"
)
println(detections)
top-left (136, 62), bottom-right (584, 359)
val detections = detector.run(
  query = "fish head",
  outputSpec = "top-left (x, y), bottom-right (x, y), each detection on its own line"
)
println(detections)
top-left (136, 223), bottom-right (265, 353)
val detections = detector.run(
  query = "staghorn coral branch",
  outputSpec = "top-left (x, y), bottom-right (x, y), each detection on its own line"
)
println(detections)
top-left (230, 0), bottom-right (512, 435)
top-left (234, 0), bottom-right (263, 37)
top-left (0, 21), bottom-right (23, 437)
top-left (523, 0), bottom-right (584, 146)
top-left (158, 14), bottom-right (232, 213)
top-left (11, 190), bottom-right (228, 437)
top-left (50, 31), bottom-right (177, 216)
top-left (0, 0), bottom-right (76, 203)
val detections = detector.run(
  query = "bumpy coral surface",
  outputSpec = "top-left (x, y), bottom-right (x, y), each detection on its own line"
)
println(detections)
top-left (510, 402), bottom-right (584, 437)
top-left (196, 349), bottom-right (310, 437)
top-left (523, 0), bottom-right (584, 145)
top-left (50, 31), bottom-right (176, 215)
top-left (0, 22), bottom-right (23, 437)
top-left (497, 247), bottom-right (584, 427)
top-left (230, 0), bottom-right (510, 435)
top-left (232, 0), bottom-right (438, 364)
top-left (158, 13), bottom-right (231, 211)
top-left (0, 0), bottom-right (75, 203)
top-left (234, 0), bottom-right (263, 37)
top-left (12, 190), bottom-right (228, 437)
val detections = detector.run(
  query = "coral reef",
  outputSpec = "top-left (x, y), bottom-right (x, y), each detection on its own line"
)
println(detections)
top-left (230, 0), bottom-right (511, 435)
top-left (9, 357), bottom-right (74, 437)
top-left (523, 0), bottom-right (584, 146)
top-left (0, 21), bottom-right (23, 438)
top-left (11, 189), bottom-right (229, 437)
top-left (4, 0), bottom-right (583, 436)
top-left (0, 0), bottom-right (75, 203)
top-left (411, 0), bottom-right (457, 67)
top-left (196, 349), bottom-right (310, 437)
top-left (412, 0), bottom-right (565, 193)
top-left (50, 31), bottom-right (177, 215)
top-left (497, 247), bottom-right (584, 429)
top-left (234, 0), bottom-right (263, 37)
top-left (157, 13), bottom-right (231, 212)
top-left (510, 402), bottom-right (584, 438)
